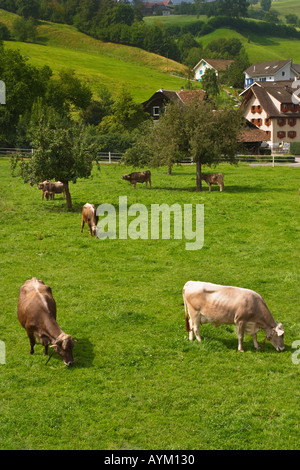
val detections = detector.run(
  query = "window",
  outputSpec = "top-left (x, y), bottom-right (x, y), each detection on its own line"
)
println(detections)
top-left (288, 118), bottom-right (296, 127)
top-left (257, 105), bottom-right (262, 114)
top-left (251, 105), bottom-right (256, 114)
top-left (277, 118), bottom-right (286, 127)
top-left (265, 118), bottom-right (271, 126)
top-left (153, 106), bottom-right (160, 116)
top-left (282, 71), bottom-right (285, 76)
top-left (288, 131), bottom-right (296, 139)
top-left (277, 131), bottom-right (286, 139)
top-left (281, 104), bottom-right (288, 111)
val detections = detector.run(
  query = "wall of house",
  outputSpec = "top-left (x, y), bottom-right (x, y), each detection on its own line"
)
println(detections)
top-left (243, 94), bottom-right (300, 147)
top-left (194, 62), bottom-right (215, 81)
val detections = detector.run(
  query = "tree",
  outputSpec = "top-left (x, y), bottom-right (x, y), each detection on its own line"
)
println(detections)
top-left (0, 48), bottom-right (52, 145)
top-left (228, 49), bottom-right (250, 88)
top-left (16, 0), bottom-right (40, 18)
top-left (19, 104), bottom-right (99, 209)
top-left (201, 68), bottom-right (219, 98)
top-left (45, 68), bottom-right (92, 116)
top-left (124, 102), bottom-right (243, 191)
top-left (98, 88), bottom-right (148, 134)
top-left (12, 16), bottom-right (38, 42)
top-left (184, 102), bottom-right (243, 191)
top-left (285, 14), bottom-right (298, 25)
top-left (124, 102), bottom-right (187, 174)
top-left (261, 0), bottom-right (271, 11)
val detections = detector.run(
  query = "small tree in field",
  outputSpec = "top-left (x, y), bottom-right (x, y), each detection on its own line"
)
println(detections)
top-left (184, 101), bottom-right (243, 191)
top-left (19, 105), bottom-right (98, 208)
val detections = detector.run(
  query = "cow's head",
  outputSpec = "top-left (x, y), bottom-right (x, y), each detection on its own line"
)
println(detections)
top-left (268, 323), bottom-right (285, 352)
top-left (50, 334), bottom-right (76, 366)
top-left (122, 174), bottom-right (130, 181)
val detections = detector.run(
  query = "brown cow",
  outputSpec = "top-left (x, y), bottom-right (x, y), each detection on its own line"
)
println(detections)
top-left (38, 181), bottom-right (65, 199)
top-left (122, 170), bottom-right (151, 189)
top-left (81, 203), bottom-right (98, 237)
top-left (201, 173), bottom-right (224, 192)
top-left (17, 277), bottom-right (75, 366)
top-left (183, 281), bottom-right (284, 352)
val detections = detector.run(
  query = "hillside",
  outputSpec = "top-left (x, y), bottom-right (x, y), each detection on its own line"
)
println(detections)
top-left (0, 9), bottom-right (190, 101)
top-left (145, 14), bottom-right (300, 65)
top-left (197, 28), bottom-right (300, 64)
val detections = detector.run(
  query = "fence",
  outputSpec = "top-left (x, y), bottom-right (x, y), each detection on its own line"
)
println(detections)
top-left (0, 149), bottom-right (296, 166)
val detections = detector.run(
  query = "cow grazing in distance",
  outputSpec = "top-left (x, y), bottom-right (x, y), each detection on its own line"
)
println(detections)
top-left (201, 173), bottom-right (224, 192)
top-left (17, 277), bottom-right (75, 366)
top-left (183, 281), bottom-right (284, 352)
top-left (81, 203), bottom-right (98, 237)
top-left (38, 180), bottom-right (65, 200)
top-left (122, 170), bottom-right (151, 189)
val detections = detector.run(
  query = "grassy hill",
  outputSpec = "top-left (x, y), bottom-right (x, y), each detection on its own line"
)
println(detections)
top-left (145, 14), bottom-right (300, 64)
top-left (197, 27), bottom-right (300, 64)
top-left (0, 9), bottom-right (190, 101)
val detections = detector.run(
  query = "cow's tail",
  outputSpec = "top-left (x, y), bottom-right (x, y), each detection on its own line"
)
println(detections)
top-left (183, 289), bottom-right (190, 332)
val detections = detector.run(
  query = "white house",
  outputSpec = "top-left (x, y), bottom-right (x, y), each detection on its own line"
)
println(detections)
top-left (244, 59), bottom-right (300, 88)
top-left (240, 80), bottom-right (300, 151)
top-left (193, 58), bottom-right (233, 81)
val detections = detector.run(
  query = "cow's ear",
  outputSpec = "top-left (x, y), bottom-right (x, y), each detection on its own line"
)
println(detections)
top-left (275, 324), bottom-right (284, 336)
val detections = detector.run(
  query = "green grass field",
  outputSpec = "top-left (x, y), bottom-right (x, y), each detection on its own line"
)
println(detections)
top-left (197, 28), bottom-right (300, 64)
top-left (0, 9), bottom-right (189, 101)
top-left (0, 158), bottom-right (299, 450)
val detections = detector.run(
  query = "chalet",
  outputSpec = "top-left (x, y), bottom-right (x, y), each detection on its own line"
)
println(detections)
top-left (193, 58), bottom-right (233, 81)
top-left (142, 88), bottom-right (206, 120)
top-left (244, 59), bottom-right (300, 89)
top-left (240, 80), bottom-right (300, 151)
top-left (142, 0), bottom-right (173, 16)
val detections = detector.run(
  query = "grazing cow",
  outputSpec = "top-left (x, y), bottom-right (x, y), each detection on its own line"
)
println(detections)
top-left (17, 277), bottom-right (75, 366)
top-left (81, 203), bottom-right (98, 237)
top-left (122, 170), bottom-right (151, 189)
top-left (183, 281), bottom-right (284, 352)
top-left (201, 173), bottom-right (224, 192)
top-left (38, 180), bottom-right (65, 199)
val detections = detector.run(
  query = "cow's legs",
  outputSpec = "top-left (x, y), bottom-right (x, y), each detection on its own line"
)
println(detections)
top-left (190, 313), bottom-right (202, 342)
top-left (252, 332), bottom-right (259, 350)
top-left (27, 330), bottom-right (36, 354)
top-left (236, 321), bottom-right (245, 352)
top-left (81, 219), bottom-right (85, 233)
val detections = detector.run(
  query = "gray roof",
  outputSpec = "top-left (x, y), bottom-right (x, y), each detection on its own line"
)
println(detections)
top-left (244, 60), bottom-right (291, 77)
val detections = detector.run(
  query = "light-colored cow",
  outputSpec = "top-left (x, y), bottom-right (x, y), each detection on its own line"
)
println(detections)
top-left (183, 281), bottom-right (284, 352)
top-left (81, 203), bottom-right (98, 237)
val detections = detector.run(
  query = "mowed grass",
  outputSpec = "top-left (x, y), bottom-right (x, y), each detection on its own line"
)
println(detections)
top-left (0, 158), bottom-right (299, 450)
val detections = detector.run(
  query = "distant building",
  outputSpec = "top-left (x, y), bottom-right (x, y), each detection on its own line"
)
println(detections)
top-left (240, 80), bottom-right (300, 151)
top-left (193, 58), bottom-right (233, 81)
top-left (142, 0), bottom-right (173, 16)
top-left (244, 59), bottom-right (300, 89)
top-left (142, 88), bottom-right (206, 120)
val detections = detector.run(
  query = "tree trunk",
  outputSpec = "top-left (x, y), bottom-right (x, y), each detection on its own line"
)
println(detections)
top-left (168, 165), bottom-right (172, 175)
top-left (196, 158), bottom-right (202, 191)
top-left (63, 181), bottom-right (72, 209)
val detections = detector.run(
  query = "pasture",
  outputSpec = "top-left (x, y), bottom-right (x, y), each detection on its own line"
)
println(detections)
top-left (0, 158), bottom-right (299, 450)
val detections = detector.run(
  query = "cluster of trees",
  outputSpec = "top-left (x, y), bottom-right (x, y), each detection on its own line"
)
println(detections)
top-left (123, 101), bottom-right (243, 191)
top-left (0, 44), bottom-right (150, 147)
top-left (1, 43), bottom-right (151, 207)
top-left (174, 0), bottom-right (249, 18)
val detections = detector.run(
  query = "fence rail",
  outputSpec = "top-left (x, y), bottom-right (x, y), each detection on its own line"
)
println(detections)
top-left (0, 148), bottom-right (296, 165)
